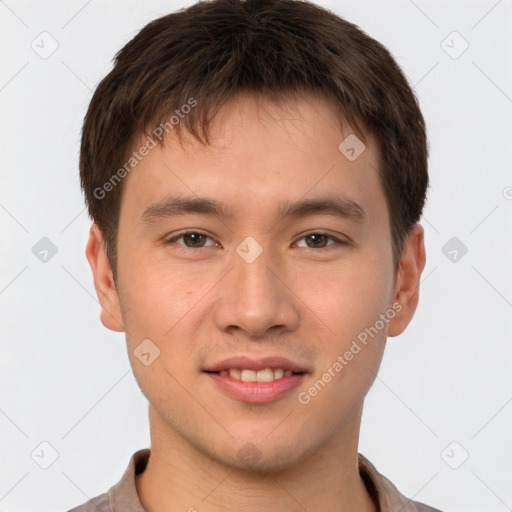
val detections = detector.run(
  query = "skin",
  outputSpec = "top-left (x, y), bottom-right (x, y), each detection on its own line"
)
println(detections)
top-left (86, 90), bottom-right (426, 512)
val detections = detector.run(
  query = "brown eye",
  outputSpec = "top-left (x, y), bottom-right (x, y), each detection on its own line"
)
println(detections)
top-left (182, 233), bottom-right (207, 247)
top-left (165, 231), bottom-right (217, 249)
top-left (295, 232), bottom-right (345, 250)
top-left (304, 233), bottom-right (330, 248)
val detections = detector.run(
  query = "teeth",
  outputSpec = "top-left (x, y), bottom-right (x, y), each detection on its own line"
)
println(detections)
top-left (229, 368), bottom-right (241, 380)
top-left (240, 369), bottom-right (257, 382)
top-left (274, 368), bottom-right (284, 379)
top-left (222, 368), bottom-right (297, 382)
top-left (256, 368), bottom-right (274, 382)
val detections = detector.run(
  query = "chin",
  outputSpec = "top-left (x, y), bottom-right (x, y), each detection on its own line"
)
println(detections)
top-left (212, 435), bottom-right (314, 474)
top-left (229, 450), bottom-right (305, 474)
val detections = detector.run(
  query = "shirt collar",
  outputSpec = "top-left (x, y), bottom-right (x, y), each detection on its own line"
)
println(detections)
top-left (108, 449), bottom-right (422, 512)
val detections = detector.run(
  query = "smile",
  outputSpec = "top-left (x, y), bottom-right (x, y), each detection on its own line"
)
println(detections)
top-left (204, 370), bottom-right (306, 403)
top-left (215, 368), bottom-right (300, 382)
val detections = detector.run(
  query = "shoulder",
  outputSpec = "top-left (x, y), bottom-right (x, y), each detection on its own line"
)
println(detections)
top-left (66, 448), bottom-right (150, 512)
top-left (411, 500), bottom-right (446, 512)
top-left (67, 492), bottom-right (112, 512)
top-left (358, 452), bottom-right (447, 512)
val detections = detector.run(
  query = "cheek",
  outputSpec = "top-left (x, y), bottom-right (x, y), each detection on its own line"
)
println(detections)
top-left (118, 249), bottom-right (204, 335)
top-left (312, 258), bottom-right (392, 339)
top-left (306, 253), bottom-right (392, 409)
top-left (117, 254), bottom-right (219, 391)
top-left (297, 273), bottom-right (389, 430)
top-left (118, 262), bottom-right (201, 408)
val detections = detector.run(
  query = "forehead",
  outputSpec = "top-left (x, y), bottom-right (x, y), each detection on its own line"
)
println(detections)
top-left (119, 91), bottom-right (386, 229)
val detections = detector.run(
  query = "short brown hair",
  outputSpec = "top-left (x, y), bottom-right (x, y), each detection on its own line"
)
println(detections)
top-left (80, 0), bottom-right (428, 278)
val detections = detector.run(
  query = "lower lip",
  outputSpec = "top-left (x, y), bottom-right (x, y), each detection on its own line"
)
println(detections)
top-left (205, 372), bottom-right (306, 403)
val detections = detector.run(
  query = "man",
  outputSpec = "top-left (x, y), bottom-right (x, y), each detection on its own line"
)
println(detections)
top-left (71, 0), bottom-right (441, 510)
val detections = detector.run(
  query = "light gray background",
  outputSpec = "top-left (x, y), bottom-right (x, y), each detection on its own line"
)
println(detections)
top-left (1, 1), bottom-right (511, 511)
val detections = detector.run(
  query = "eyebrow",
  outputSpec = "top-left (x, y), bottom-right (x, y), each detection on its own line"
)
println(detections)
top-left (140, 194), bottom-right (367, 226)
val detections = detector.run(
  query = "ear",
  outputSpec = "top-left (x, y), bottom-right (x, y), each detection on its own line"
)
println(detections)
top-left (387, 224), bottom-right (426, 337)
top-left (85, 223), bottom-right (125, 332)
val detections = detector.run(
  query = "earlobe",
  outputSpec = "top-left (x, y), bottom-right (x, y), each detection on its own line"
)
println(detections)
top-left (85, 224), bottom-right (125, 332)
top-left (387, 224), bottom-right (426, 337)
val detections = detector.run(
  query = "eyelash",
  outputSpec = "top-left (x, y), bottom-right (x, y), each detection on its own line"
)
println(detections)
top-left (163, 230), bottom-right (348, 252)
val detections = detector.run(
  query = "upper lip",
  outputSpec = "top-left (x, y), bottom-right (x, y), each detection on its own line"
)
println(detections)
top-left (204, 355), bottom-right (310, 373)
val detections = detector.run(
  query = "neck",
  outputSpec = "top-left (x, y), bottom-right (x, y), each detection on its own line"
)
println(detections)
top-left (136, 405), bottom-right (376, 512)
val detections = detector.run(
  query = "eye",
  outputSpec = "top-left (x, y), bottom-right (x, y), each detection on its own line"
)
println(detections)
top-left (164, 231), bottom-right (219, 249)
top-left (163, 230), bottom-right (347, 251)
top-left (294, 232), bottom-right (347, 250)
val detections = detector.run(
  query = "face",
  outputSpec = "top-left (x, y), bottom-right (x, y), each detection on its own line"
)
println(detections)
top-left (87, 91), bottom-right (424, 472)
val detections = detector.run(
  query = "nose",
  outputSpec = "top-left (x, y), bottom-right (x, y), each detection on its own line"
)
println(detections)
top-left (213, 242), bottom-right (300, 338)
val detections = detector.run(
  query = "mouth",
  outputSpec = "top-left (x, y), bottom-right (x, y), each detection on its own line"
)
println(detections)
top-left (203, 356), bottom-right (309, 403)
top-left (204, 367), bottom-right (305, 382)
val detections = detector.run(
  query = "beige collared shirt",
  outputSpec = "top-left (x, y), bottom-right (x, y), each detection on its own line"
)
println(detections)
top-left (68, 449), bottom-right (443, 512)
